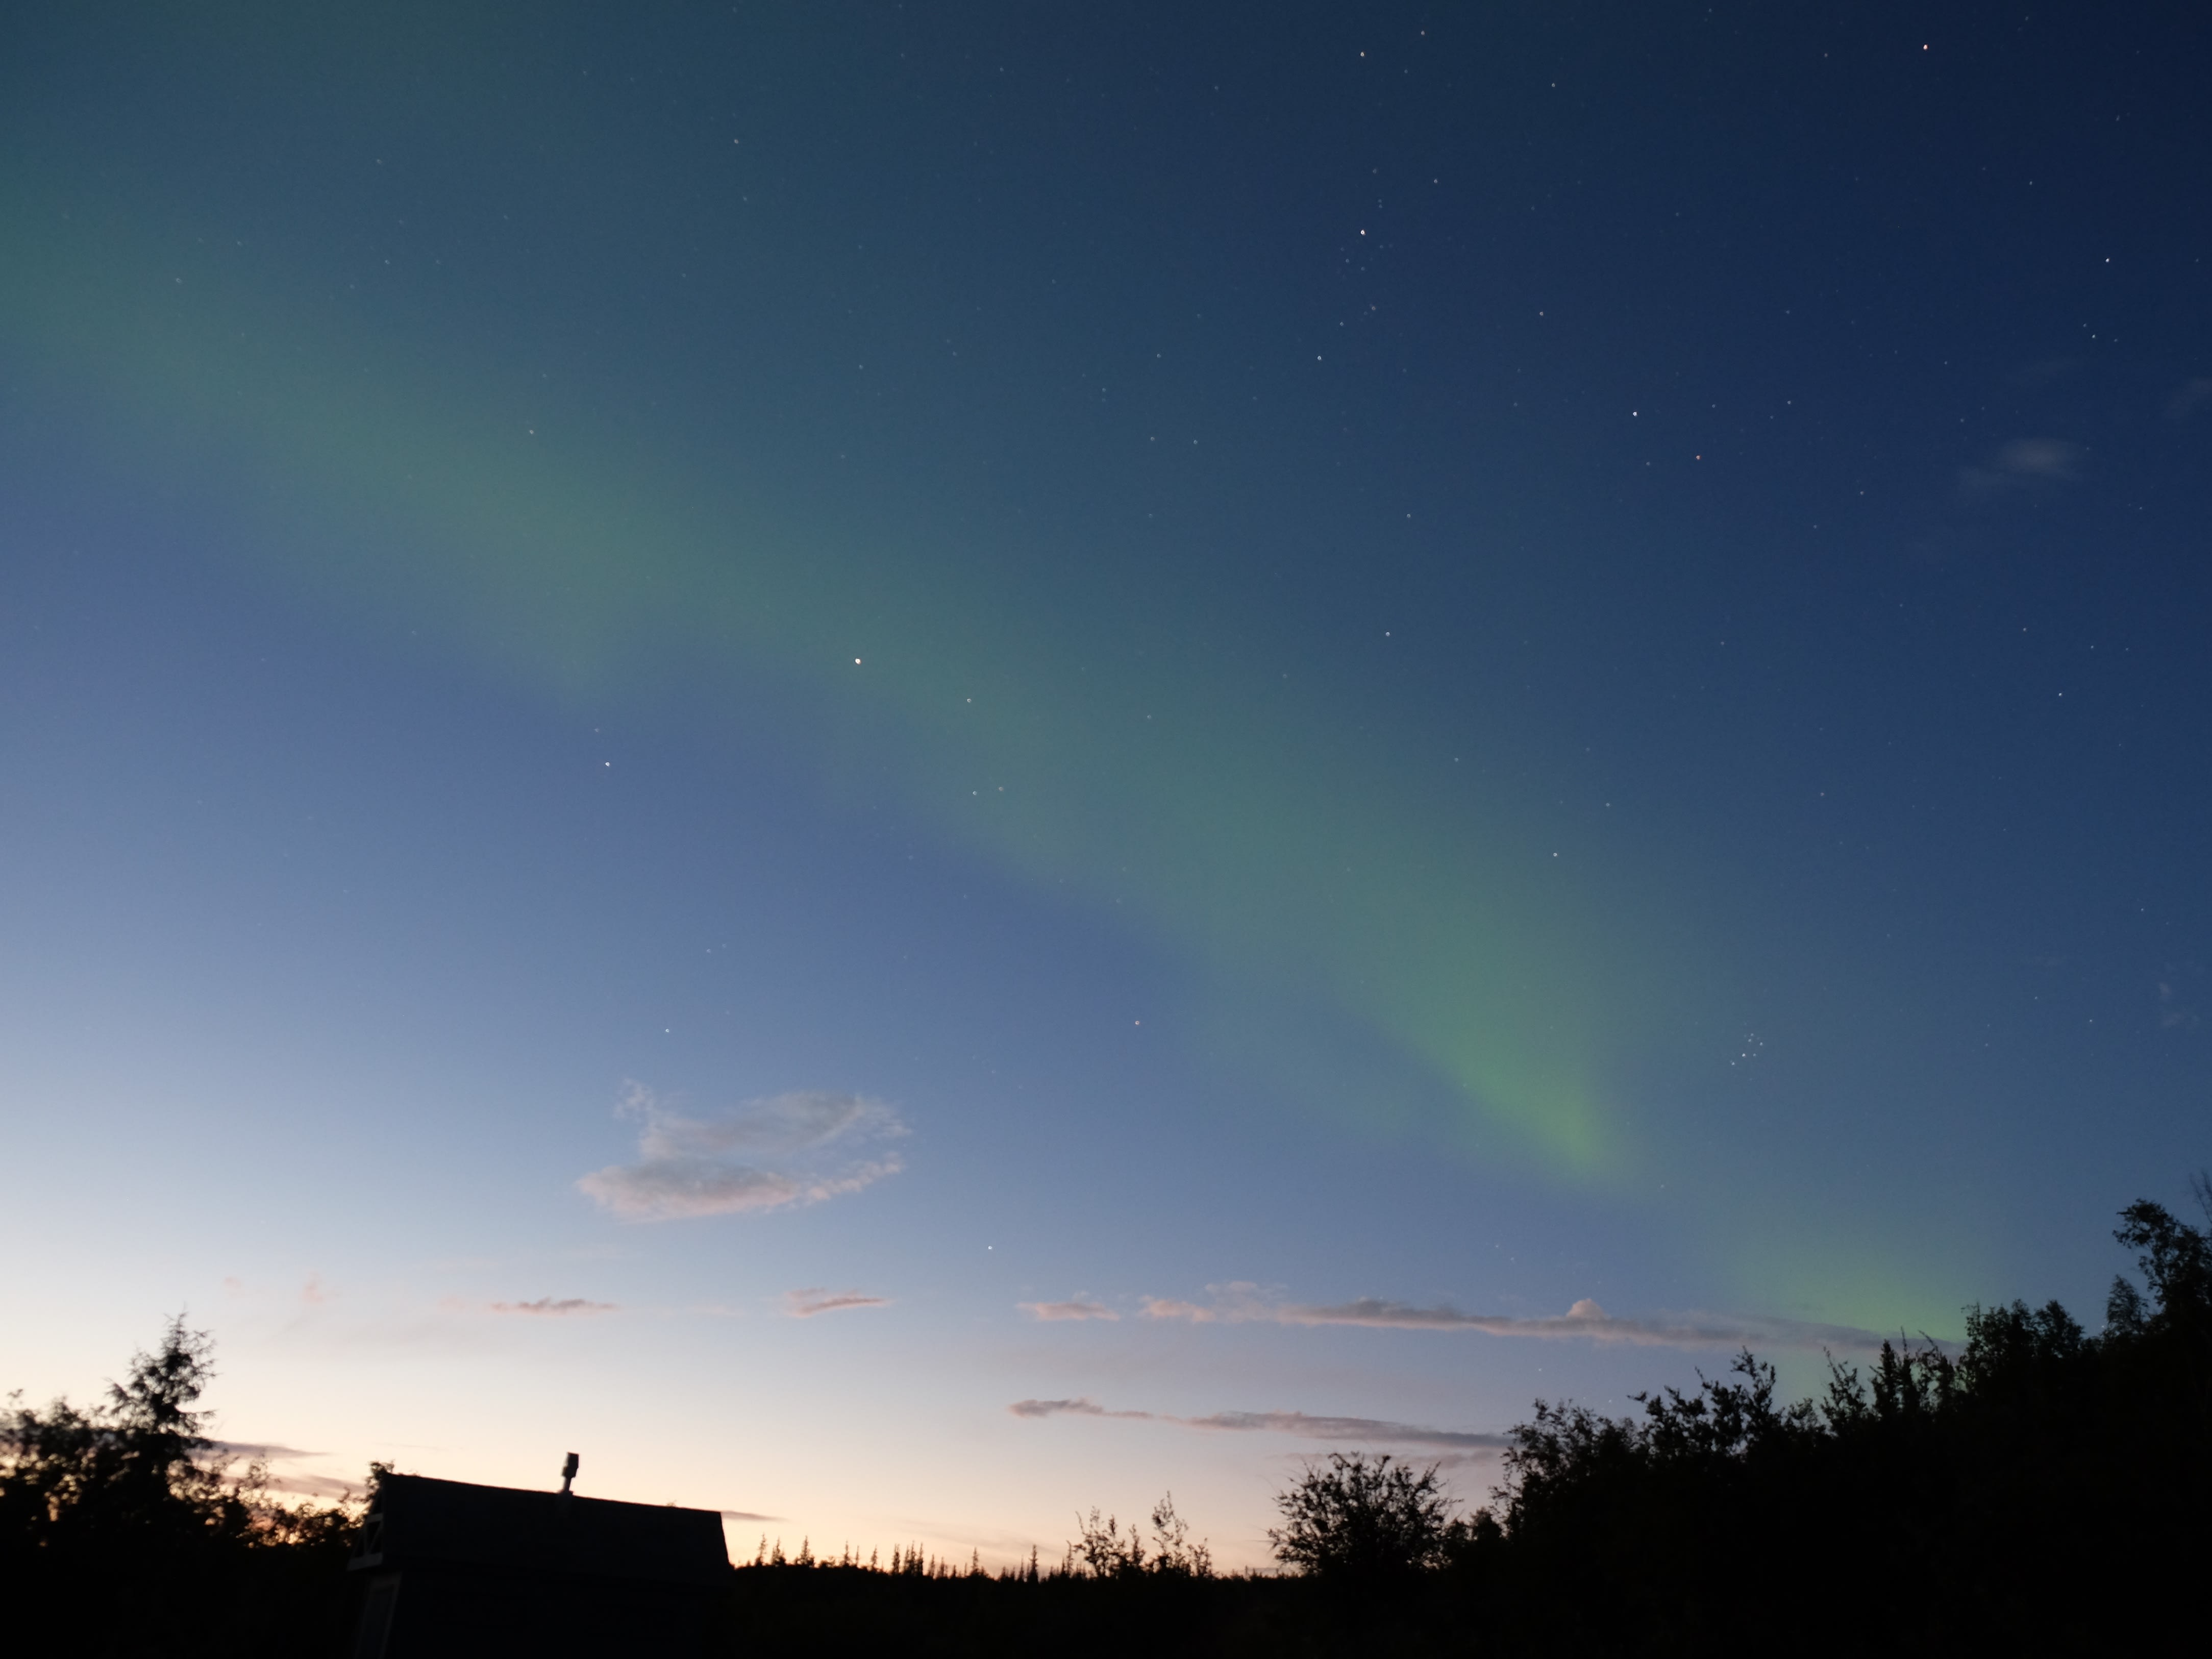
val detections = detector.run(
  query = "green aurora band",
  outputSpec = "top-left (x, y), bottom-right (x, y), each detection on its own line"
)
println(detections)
top-left (2, 174), bottom-right (1709, 1181)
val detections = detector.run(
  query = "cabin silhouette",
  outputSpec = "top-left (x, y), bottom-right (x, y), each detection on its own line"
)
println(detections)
top-left (350, 1464), bottom-right (728, 1657)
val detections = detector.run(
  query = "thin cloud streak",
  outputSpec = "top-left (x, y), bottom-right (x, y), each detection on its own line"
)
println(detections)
top-left (1135, 1285), bottom-right (1900, 1352)
top-left (488, 1297), bottom-right (619, 1317)
top-left (1957, 436), bottom-right (2084, 496)
top-left (256, 1470), bottom-right (363, 1499)
top-left (783, 1287), bottom-right (890, 1318)
top-left (207, 1440), bottom-right (322, 1462)
top-left (202, 1442), bottom-right (363, 1500)
top-left (1009, 1397), bottom-right (1506, 1451)
top-left (1018, 1299), bottom-right (1120, 1322)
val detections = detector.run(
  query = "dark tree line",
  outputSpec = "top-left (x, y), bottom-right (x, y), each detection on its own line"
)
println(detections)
top-left (1453, 1185), bottom-right (2212, 1655)
top-left (0, 1318), bottom-right (357, 1657)
top-left (718, 1186), bottom-right (2212, 1654)
top-left (7, 1188), bottom-right (2208, 1655)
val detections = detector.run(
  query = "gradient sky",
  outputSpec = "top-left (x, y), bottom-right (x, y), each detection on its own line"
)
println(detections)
top-left (4, 2), bottom-right (2208, 1568)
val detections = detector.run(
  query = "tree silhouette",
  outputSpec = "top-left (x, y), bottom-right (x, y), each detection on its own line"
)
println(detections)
top-left (2, 1317), bottom-right (359, 1657)
top-left (1268, 1452), bottom-right (1458, 1582)
top-left (0, 1315), bottom-right (237, 1556)
top-left (1469, 1185), bottom-right (2212, 1655)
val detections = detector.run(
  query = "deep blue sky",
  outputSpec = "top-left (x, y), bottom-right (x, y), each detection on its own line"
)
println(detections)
top-left (3, 3), bottom-right (2207, 1564)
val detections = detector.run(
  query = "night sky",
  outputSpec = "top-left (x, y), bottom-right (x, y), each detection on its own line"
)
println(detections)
top-left (4, 3), bottom-right (2207, 1566)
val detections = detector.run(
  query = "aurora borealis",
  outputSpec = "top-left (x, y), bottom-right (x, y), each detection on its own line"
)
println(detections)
top-left (4, 4), bottom-right (2207, 1565)
top-left (5, 163), bottom-right (1656, 1176)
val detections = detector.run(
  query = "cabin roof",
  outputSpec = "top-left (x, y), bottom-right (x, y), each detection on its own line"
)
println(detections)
top-left (355, 1474), bottom-right (729, 1586)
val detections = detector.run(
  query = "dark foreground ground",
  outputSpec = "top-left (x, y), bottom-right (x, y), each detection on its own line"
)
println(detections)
top-left (7, 1478), bottom-right (2210, 1659)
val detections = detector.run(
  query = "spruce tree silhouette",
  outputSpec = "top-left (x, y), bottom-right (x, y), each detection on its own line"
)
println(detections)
top-left (1, 1316), bottom-right (357, 1657)
top-left (1, 1317), bottom-right (232, 1556)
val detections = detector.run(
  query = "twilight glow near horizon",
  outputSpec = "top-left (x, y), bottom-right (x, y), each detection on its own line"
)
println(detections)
top-left (2, 4), bottom-right (2206, 1567)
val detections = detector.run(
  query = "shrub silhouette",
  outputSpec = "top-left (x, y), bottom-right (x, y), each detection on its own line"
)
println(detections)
top-left (1269, 1452), bottom-right (1459, 1583)
top-left (1067, 1494), bottom-right (1212, 1580)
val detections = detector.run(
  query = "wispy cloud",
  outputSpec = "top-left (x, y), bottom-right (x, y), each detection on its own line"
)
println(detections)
top-left (1018, 1299), bottom-right (1120, 1322)
top-left (1009, 1397), bottom-right (1506, 1451)
top-left (1133, 1284), bottom-right (1897, 1353)
top-left (577, 1084), bottom-right (904, 1222)
top-left (488, 1297), bottom-right (620, 1317)
top-left (256, 1469), bottom-right (363, 1499)
top-left (2167, 377), bottom-right (2212, 419)
top-left (783, 1287), bottom-right (890, 1318)
top-left (1958, 437), bottom-right (2085, 497)
top-left (2158, 979), bottom-right (2201, 1029)
top-left (2005, 356), bottom-right (2082, 388)
top-left (203, 1442), bottom-right (363, 1500)
top-left (209, 1440), bottom-right (322, 1462)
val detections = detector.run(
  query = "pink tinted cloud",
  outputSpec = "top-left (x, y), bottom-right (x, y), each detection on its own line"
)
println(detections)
top-left (489, 1297), bottom-right (619, 1316)
top-left (783, 1287), bottom-right (890, 1318)
top-left (1008, 1396), bottom-right (1505, 1451)
top-left (1017, 1299), bottom-right (1120, 1322)
top-left (1136, 1285), bottom-right (1898, 1352)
